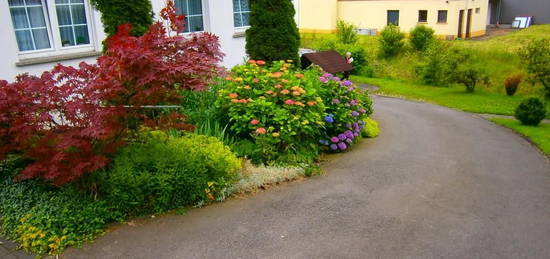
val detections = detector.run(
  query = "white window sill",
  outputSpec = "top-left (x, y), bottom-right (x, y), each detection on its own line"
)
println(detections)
top-left (233, 26), bottom-right (249, 38)
top-left (16, 51), bottom-right (101, 67)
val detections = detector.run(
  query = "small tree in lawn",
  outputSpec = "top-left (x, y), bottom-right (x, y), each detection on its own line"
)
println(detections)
top-left (245, 0), bottom-right (300, 62)
top-left (519, 38), bottom-right (550, 97)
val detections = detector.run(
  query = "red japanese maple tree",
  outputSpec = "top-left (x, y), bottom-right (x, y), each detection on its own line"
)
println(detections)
top-left (0, 0), bottom-right (223, 185)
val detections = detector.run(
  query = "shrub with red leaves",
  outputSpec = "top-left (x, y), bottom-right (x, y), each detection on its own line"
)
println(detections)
top-left (0, 0), bottom-right (223, 185)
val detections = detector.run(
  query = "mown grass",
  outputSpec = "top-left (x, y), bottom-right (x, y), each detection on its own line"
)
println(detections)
top-left (490, 118), bottom-right (550, 155)
top-left (353, 76), bottom-right (550, 117)
top-left (300, 25), bottom-right (550, 96)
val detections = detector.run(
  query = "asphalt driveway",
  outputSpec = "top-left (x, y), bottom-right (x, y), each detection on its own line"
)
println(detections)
top-left (64, 96), bottom-right (550, 259)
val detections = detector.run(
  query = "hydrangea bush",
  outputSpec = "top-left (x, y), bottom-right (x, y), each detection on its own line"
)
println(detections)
top-left (318, 74), bottom-right (373, 152)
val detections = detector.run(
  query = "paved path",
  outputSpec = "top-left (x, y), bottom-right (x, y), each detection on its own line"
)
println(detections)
top-left (65, 96), bottom-right (550, 259)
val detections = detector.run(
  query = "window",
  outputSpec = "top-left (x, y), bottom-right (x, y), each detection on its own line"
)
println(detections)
top-left (8, 0), bottom-right (52, 51)
top-left (175, 0), bottom-right (204, 33)
top-left (8, 0), bottom-right (93, 53)
top-left (418, 10), bottom-right (427, 23)
top-left (437, 10), bottom-right (448, 23)
top-left (55, 0), bottom-right (90, 47)
top-left (387, 10), bottom-right (399, 26)
top-left (233, 0), bottom-right (250, 27)
top-left (475, 8), bottom-right (480, 14)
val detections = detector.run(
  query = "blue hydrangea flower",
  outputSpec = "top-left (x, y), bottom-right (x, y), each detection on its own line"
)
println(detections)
top-left (330, 144), bottom-right (338, 150)
top-left (324, 116), bottom-right (334, 123)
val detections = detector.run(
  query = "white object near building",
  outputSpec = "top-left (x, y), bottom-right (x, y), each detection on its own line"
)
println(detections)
top-left (0, 0), bottom-right (260, 81)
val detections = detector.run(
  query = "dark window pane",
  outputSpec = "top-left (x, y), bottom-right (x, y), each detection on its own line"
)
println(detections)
top-left (55, 0), bottom-right (70, 3)
top-left (240, 0), bottom-right (249, 11)
top-left (74, 25), bottom-right (90, 44)
top-left (8, 0), bottom-right (25, 7)
top-left (438, 10), bottom-right (447, 23)
top-left (188, 15), bottom-right (203, 32)
top-left (418, 10), bottom-right (427, 22)
top-left (10, 7), bottom-right (29, 29)
top-left (71, 4), bottom-right (87, 24)
top-left (32, 28), bottom-right (51, 49)
top-left (25, 0), bottom-right (42, 5)
top-left (60, 26), bottom-right (75, 46)
top-left (175, 0), bottom-right (188, 15)
top-left (234, 13), bottom-right (242, 27)
top-left (56, 5), bottom-right (72, 25)
top-left (15, 30), bottom-right (34, 51)
top-left (28, 6), bottom-right (47, 27)
top-left (241, 12), bottom-right (250, 26)
top-left (233, 0), bottom-right (240, 12)
top-left (387, 10), bottom-right (399, 26)
top-left (188, 0), bottom-right (202, 15)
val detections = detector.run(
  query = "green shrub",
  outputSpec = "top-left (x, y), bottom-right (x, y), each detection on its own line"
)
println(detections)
top-left (409, 25), bottom-right (435, 51)
top-left (504, 73), bottom-right (523, 96)
top-left (362, 118), bottom-right (380, 138)
top-left (319, 40), bottom-right (369, 75)
top-left (245, 0), bottom-right (300, 62)
top-left (455, 67), bottom-right (482, 92)
top-left (336, 20), bottom-right (359, 45)
top-left (515, 98), bottom-right (547, 126)
top-left (519, 38), bottom-right (550, 96)
top-left (96, 131), bottom-right (241, 216)
top-left (378, 24), bottom-right (405, 58)
top-left (90, 0), bottom-right (153, 37)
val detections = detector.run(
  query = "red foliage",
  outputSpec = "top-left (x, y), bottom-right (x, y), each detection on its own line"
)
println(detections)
top-left (0, 0), bottom-right (223, 185)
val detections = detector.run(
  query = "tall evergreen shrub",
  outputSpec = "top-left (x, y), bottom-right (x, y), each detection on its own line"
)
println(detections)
top-left (90, 0), bottom-right (154, 37)
top-left (245, 0), bottom-right (300, 62)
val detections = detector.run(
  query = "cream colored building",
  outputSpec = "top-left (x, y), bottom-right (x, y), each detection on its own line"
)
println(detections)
top-left (297, 0), bottom-right (488, 38)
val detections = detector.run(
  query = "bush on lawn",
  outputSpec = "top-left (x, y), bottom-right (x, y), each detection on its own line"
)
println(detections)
top-left (362, 118), bottom-right (380, 138)
top-left (409, 25), bottom-right (435, 52)
top-left (455, 66), bottom-right (483, 92)
top-left (519, 38), bottom-right (550, 96)
top-left (378, 24), bottom-right (405, 58)
top-left (336, 20), bottom-right (359, 45)
top-left (415, 41), bottom-right (475, 87)
top-left (317, 74), bottom-right (373, 152)
top-left (504, 73), bottom-right (523, 96)
top-left (515, 98), bottom-right (547, 126)
top-left (95, 131), bottom-right (241, 216)
top-left (246, 0), bottom-right (300, 62)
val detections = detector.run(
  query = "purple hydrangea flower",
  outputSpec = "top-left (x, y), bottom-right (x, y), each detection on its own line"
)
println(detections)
top-left (324, 116), bottom-right (334, 123)
top-left (338, 142), bottom-right (347, 150)
top-left (332, 99), bottom-right (340, 104)
top-left (342, 80), bottom-right (353, 86)
top-left (331, 137), bottom-right (340, 143)
top-left (351, 111), bottom-right (360, 117)
top-left (345, 130), bottom-right (353, 137)
top-left (346, 139), bottom-right (353, 144)
top-left (319, 77), bottom-right (329, 83)
top-left (359, 108), bottom-right (367, 114)
top-left (338, 134), bottom-right (347, 141)
top-left (353, 122), bottom-right (359, 129)
top-left (348, 87), bottom-right (355, 92)
top-left (323, 73), bottom-right (333, 78)
top-left (350, 100), bottom-right (358, 106)
top-left (332, 77), bottom-right (341, 81)
top-left (354, 132), bottom-right (359, 137)
top-left (330, 144), bottom-right (338, 150)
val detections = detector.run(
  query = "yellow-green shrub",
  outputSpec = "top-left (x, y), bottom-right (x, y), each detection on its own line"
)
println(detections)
top-left (362, 118), bottom-right (380, 138)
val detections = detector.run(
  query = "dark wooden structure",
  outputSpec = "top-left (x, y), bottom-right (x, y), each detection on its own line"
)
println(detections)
top-left (300, 51), bottom-right (353, 73)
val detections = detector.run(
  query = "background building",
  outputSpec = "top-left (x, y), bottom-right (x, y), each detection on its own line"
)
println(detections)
top-left (0, 0), bottom-right (254, 80)
top-left (298, 0), bottom-right (488, 39)
top-left (488, 0), bottom-right (550, 25)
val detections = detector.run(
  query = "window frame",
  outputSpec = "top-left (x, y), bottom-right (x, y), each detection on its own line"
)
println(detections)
top-left (437, 10), bottom-right (448, 23)
top-left (175, 0), bottom-right (205, 34)
top-left (233, 0), bottom-right (250, 28)
top-left (8, 0), bottom-right (55, 53)
top-left (418, 10), bottom-right (428, 23)
top-left (387, 10), bottom-right (399, 26)
top-left (54, 0), bottom-right (93, 48)
top-left (8, 0), bottom-right (97, 59)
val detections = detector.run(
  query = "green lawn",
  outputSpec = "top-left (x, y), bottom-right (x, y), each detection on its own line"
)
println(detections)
top-left (353, 76), bottom-right (550, 117)
top-left (489, 118), bottom-right (550, 155)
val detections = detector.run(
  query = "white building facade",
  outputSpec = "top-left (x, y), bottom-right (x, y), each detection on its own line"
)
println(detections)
top-left (0, 0), bottom-right (253, 80)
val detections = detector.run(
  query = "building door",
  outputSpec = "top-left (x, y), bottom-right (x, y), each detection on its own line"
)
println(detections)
top-left (458, 10), bottom-right (464, 38)
top-left (466, 9), bottom-right (473, 38)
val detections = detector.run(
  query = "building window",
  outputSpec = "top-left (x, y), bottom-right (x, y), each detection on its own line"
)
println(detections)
top-left (475, 8), bottom-right (480, 14)
top-left (8, 0), bottom-right (52, 51)
top-left (387, 10), bottom-right (399, 26)
top-left (55, 0), bottom-right (90, 47)
top-left (175, 0), bottom-right (204, 33)
top-left (418, 10), bottom-right (428, 23)
top-left (233, 0), bottom-right (250, 28)
top-left (437, 10), bottom-right (448, 23)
